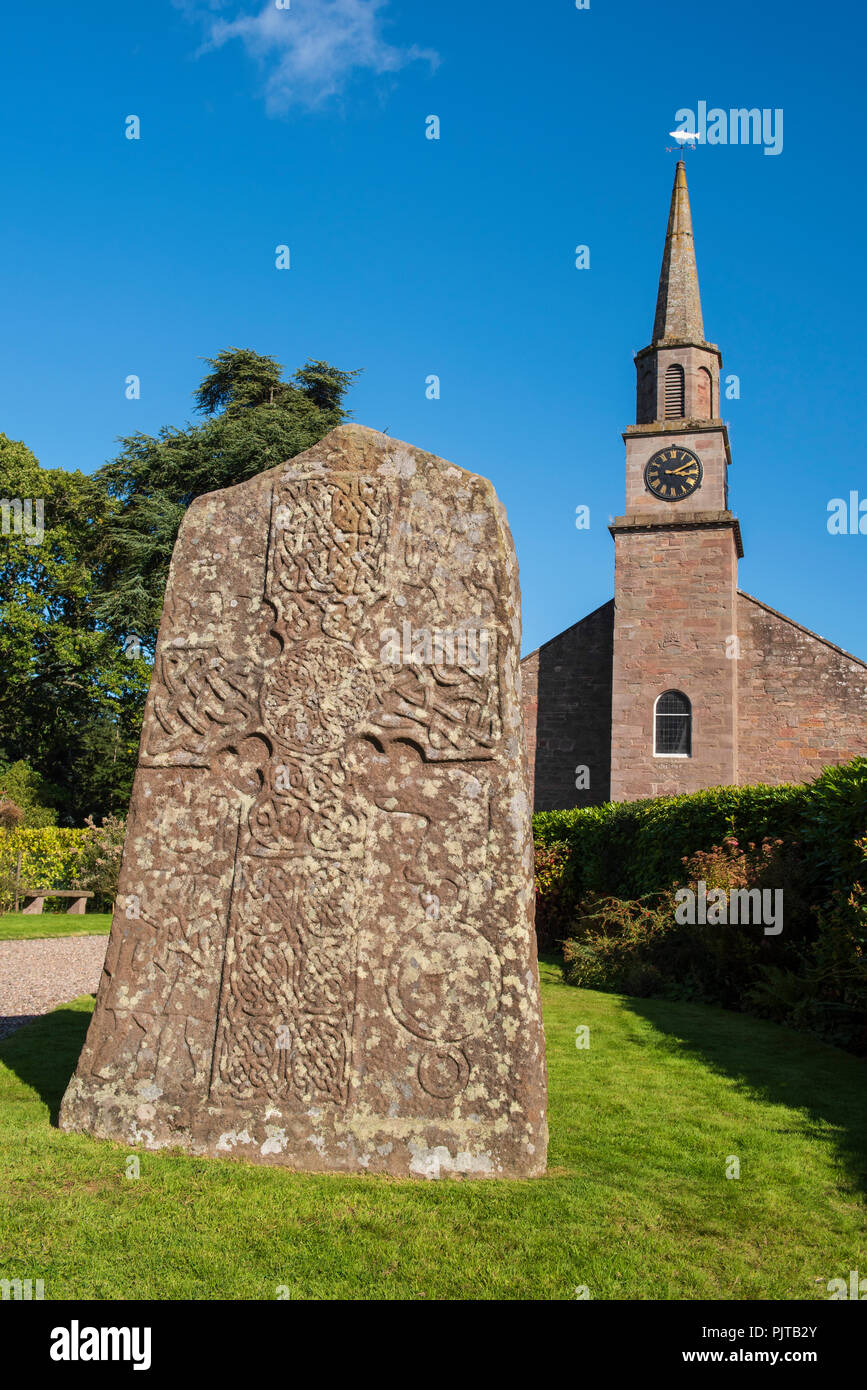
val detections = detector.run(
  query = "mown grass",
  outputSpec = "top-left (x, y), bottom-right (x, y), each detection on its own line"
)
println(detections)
top-left (0, 912), bottom-right (112, 940)
top-left (0, 960), bottom-right (864, 1300)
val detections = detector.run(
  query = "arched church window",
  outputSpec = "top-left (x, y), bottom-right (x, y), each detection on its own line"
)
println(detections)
top-left (696, 366), bottom-right (712, 419)
top-left (654, 690), bottom-right (692, 756)
top-left (664, 363), bottom-right (685, 418)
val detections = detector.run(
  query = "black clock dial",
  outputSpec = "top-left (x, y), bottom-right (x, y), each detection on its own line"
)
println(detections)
top-left (644, 446), bottom-right (703, 502)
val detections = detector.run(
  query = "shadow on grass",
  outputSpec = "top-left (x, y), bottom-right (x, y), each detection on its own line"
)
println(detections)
top-left (0, 1000), bottom-right (93, 1125)
top-left (625, 993), bottom-right (867, 1199)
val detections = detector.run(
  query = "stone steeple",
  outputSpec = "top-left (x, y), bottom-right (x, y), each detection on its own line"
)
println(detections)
top-left (611, 159), bottom-right (741, 807)
top-left (652, 160), bottom-right (705, 344)
top-left (632, 160), bottom-right (721, 427)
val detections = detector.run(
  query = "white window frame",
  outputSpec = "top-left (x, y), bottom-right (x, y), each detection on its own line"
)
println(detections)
top-left (653, 690), bottom-right (692, 758)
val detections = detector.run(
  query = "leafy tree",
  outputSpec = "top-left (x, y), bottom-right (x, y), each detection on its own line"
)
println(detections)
top-left (0, 350), bottom-right (359, 823)
top-left (194, 346), bottom-right (287, 414)
top-left (94, 350), bottom-right (360, 647)
top-left (0, 435), bottom-right (149, 823)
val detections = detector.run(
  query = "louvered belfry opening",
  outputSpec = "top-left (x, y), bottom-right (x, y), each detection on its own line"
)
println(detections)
top-left (664, 363), bottom-right (685, 418)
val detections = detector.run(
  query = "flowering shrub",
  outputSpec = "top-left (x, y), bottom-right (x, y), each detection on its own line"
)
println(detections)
top-left (562, 892), bottom-right (672, 995)
top-left (71, 814), bottom-right (126, 910)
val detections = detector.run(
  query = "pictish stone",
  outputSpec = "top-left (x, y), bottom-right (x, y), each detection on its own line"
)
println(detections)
top-left (59, 425), bottom-right (548, 1179)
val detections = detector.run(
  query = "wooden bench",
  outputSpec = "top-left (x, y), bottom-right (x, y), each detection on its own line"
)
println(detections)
top-left (19, 889), bottom-right (94, 916)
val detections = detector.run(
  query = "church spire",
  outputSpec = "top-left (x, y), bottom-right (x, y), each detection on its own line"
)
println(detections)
top-left (652, 160), bottom-right (705, 343)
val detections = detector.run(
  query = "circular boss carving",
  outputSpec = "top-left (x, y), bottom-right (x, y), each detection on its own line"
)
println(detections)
top-left (417, 1048), bottom-right (470, 1099)
top-left (260, 638), bottom-right (373, 752)
top-left (388, 926), bottom-right (502, 1044)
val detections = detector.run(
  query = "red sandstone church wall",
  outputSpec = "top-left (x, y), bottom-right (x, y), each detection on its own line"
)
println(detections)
top-left (610, 524), bottom-right (739, 801)
top-left (521, 601), bottom-right (614, 811)
top-left (736, 592), bottom-right (867, 786)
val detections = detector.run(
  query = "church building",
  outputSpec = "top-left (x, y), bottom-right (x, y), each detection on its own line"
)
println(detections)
top-left (523, 160), bottom-right (867, 811)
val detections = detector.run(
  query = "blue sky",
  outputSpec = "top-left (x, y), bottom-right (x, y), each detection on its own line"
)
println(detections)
top-left (1, 0), bottom-right (864, 657)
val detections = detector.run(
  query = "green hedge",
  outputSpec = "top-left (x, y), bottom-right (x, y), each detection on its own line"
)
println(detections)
top-left (0, 819), bottom-right (126, 912)
top-left (0, 828), bottom-right (87, 908)
top-left (535, 759), bottom-right (867, 1054)
top-left (533, 759), bottom-right (867, 905)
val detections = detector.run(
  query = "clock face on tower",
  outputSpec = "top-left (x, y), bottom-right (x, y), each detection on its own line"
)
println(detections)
top-left (644, 446), bottom-right (703, 502)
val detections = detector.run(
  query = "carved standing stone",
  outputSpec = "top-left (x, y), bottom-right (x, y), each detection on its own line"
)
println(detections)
top-left (59, 425), bottom-right (548, 1178)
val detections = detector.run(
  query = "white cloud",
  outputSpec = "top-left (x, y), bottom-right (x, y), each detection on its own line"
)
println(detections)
top-left (185, 0), bottom-right (439, 112)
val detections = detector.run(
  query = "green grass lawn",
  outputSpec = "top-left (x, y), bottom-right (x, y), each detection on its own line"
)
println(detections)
top-left (0, 912), bottom-right (112, 940)
top-left (0, 959), bottom-right (864, 1300)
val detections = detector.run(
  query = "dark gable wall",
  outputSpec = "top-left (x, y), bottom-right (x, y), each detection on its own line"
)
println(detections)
top-left (522, 601), bottom-right (614, 811)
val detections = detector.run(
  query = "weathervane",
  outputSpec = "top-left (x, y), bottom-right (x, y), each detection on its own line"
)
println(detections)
top-left (667, 128), bottom-right (701, 157)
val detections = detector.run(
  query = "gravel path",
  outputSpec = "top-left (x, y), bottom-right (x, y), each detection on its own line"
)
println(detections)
top-left (0, 936), bottom-right (107, 1041)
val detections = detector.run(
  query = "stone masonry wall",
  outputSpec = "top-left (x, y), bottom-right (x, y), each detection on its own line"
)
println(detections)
top-left (610, 522), bottom-right (739, 801)
top-left (523, 584), bottom-right (867, 813)
top-left (737, 592), bottom-right (867, 785)
top-left (522, 601), bottom-right (614, 811)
